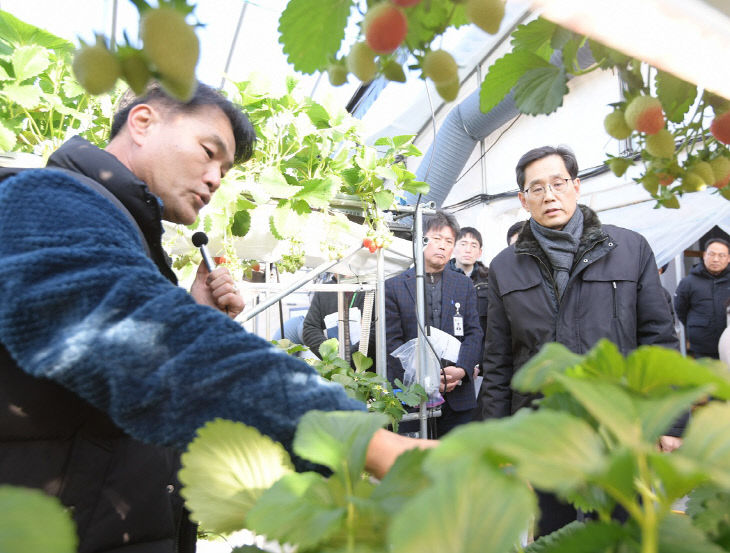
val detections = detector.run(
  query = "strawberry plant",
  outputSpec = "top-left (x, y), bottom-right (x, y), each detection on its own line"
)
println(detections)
top-left (179, 339), bottom-right (730, 553)
top-left (165, 78), bottom-right (427, 281)
top-left (0, 11), bottom-right (116, 157)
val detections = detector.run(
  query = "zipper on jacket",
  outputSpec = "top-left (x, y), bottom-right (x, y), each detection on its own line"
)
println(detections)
top-left (612, 281), bottom-right (617, 318)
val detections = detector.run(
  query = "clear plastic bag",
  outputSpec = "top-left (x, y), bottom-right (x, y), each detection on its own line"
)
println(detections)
top-left (391, 337), bottom-right (444, 407)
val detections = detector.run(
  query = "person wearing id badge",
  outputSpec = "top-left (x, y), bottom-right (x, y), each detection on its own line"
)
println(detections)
top-left (385, 210), bottom-right (483, 437)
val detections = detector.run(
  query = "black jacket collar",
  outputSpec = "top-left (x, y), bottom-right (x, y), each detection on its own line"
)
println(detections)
top-left (46, 136), bottom-right (177, 283)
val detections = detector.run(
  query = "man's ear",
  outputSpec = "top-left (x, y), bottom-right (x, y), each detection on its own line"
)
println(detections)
top-left (573, 177), bottom-right (581, 199)
top-left (518, 191), bottom-right (528, 211)
top-left (125, 103), bottom-right (157, 146)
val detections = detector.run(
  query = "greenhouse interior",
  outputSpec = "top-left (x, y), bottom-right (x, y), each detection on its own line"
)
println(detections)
top-left (1, 1), bottom-right (730, 552)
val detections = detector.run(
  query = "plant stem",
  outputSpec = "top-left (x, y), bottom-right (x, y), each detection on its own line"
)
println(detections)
top-left (637, 453), bottom-right (658, 553)
top-left (344, 465), bottom-right (355, 553)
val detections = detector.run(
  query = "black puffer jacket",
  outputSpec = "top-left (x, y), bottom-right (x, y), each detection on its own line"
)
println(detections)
top-left (674, 263), bottom-right (730, 358)
top-left (482, 206), bottom-right (678, 420)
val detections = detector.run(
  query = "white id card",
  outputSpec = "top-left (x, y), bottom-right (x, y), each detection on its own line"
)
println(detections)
top-left (453, 316), bottom-right (464, 337)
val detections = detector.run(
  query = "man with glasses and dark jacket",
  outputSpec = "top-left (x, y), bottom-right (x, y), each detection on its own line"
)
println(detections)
top-left (480, 145), bottom-right (681, 536)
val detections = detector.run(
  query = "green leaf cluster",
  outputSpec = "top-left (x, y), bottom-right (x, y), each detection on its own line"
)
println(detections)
top-left (0, 11), bottom-right (115, 156)
top-left (311, 338), bottom-right (426, 431)
top-left (169, 78), bottom-right (425, 279)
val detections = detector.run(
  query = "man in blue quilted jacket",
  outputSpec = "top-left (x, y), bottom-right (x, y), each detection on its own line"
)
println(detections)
top-left (0, 82), bottom-right (428, 553)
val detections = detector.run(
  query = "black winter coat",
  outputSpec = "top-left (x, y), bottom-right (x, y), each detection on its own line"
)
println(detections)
top-left (674, 263), bottom-right (730, 358)
top-left (482, 206), bottom-right (679, 420)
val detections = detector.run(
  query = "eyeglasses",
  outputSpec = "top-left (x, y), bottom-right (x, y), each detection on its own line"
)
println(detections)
top-left (524, 178), bottom-right (573, 198)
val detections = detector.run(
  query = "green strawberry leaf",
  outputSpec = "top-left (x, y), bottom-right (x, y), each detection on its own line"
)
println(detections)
top-left (0, 485), bottom-right (77, 553)
top-left (511, 17), bottom-right (557, 59)
top-left (278, 0), bottom-right (353, 74)
top-left (370, 448), bottom-right (430, 516)
top-left (658, 512), bottom-right (728, 553)
top-left (1, 83), bottom-right (41, 109)
top-left (0, 10), bottom-right (73, 51)
top-left (656, 70), bottom-right (697, 123)
top-left (0, 119), bottom-right (16, 150)
top-left (524, 520), bottom-right (629, 553)
top-left (678, 402), bottom-right (730, 489)
top-left (512, 342), bottom-right (584, 394)
top-left (373, 189), bottom-right (394, 209)
top-left (480, 50), bottom-right (551, 113)
top-left (403, 179), bottom-right (430, 195)
top-left (427, 409), bottom-right (606, 494)
top-left (625, 346), bottom-right (730, 398)
top-left (178, 419), bottom-right (294, 535)
top-left (305, 101), bottom-right (331, 129)
top-left (11, 44), bottom-right (50, 81)
top-left (293, 410), bottom-right (388, 482)
top-left (405, 0), bottom-right (468, 50)
top-left (270, 204), bottom-right (307, 238)
top-left (245, 472), bottom-right (344, 549)
top-left (389, 461), bottom-right (536, 553)
top-left (259, 166), bottom-right (297, 199)
top-left (292, 175), bottom-right (341, 209)
top-left (231, 209), bottom-right (251, 237)
top-left (352, 351), bottom-right (373, 373)
top-left (512, 65), bottom-right (569, 115)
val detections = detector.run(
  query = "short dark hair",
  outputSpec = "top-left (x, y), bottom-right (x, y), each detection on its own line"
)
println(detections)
top-left (423, 210), bottom-right (459, 239)
top-left (515, 145), bottom-right (579, 191)
top-left (110, 82), bottom-right (256, 165)
top-left (704, 238), bottom-right (730, 252)
top-left (457, 226), bottom-right (482, 248)
top-left (506, 221), bottom-right (525, 245)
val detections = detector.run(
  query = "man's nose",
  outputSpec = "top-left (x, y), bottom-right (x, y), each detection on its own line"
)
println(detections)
top-left (205, 167), bottom-right (222, 193)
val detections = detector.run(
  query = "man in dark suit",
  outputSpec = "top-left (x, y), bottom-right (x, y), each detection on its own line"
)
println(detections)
top-left (385, 210), bottom-right (483, 437)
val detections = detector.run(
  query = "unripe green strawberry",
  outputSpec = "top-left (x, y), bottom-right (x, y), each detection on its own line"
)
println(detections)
top-left (72, 42), bottom-right (121, 95)
top-left (364, 3), bottom-right (408, 55)
top-left (382, 59), bottom-right (406, 82)
top-left (710, 111), bottom-right (730, 145)
top-left (159, 76), bottom-right (196, 102)
top-left (690, 161), bottom-right (715, 185)
top-left (682, 171), bottom-right (706, 192)
top-left (644, 129), bottom-right (674, 158)
top-left (710, 156), bottom-right (730, 188)
top-left (604, 110), bottom-right (632, 140)
top-left (347, 42), bottom-right (377, 82)
top-left (624, 95), bottom-right (665, 135)
top-left (327, 63), bottom-right (348, 86)
top-left (435, 77), bottom-right (459, 102)
top-left (119, 50), bottom-right (151, 95)
top-left (607, 157), bottom-right (632, 177)
top-left (642, 174), bottom-right (660, 195)
top-left (466, 0), bottom-right (505, 34)
top-left (423, 49), bottom-right (458, 84)
top-left (141, 7), bottom-right (199, 100)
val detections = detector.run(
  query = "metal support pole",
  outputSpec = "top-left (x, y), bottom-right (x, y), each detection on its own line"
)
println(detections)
top-left (414, 204), bottom-right (428, 438)
top-left (674, 253), bottom-right (687, 356)
top-left (375, 246), bottom-right (387, 378)
top-left (240, 244), bottom-right (363, 323)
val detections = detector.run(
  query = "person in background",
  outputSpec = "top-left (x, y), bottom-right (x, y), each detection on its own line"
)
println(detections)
top-left (449, 226), bottom-right (489, 335)
top-left (481, 145), bottom-right (681, 536)
top-left (385, 210), bottom-right (483, 438)
top-left (674, 238), bottom-right (730, 359)
top-left (506, 220), bottom-right (525, 246)
top-left (302, 274), bottom-right (375, 362)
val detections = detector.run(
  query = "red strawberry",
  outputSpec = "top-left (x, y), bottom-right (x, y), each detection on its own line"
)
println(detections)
top-left (624, 95), bottom-right (665, 135)
top-left (710, 111), bottom-right (730, 145)
top-left (363, 238), bottom-right (374, 249)
top-left (364, 3), bottom-right (407, 55)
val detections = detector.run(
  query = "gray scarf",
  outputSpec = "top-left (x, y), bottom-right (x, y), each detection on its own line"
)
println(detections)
top-left (530, 208), bottom-right (584, 300)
